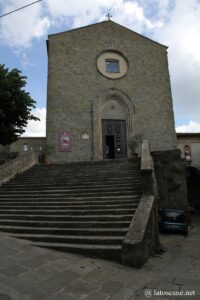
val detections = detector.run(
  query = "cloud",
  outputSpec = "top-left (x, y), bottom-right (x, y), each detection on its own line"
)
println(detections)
top-left (46, 0), bottom-right (163, 32)
top-left (22, 107), bottom-right (46, 137)
top-left (153, 0), bottom-right (200, 123)
top-left (0, 1), bottom-right (164, 70)
top-left (176, 121), bottom-right (200, 133)
top-left (0, 0), bottom-right (51, 48)
top-left (1, 0), bottom-right (200, 130)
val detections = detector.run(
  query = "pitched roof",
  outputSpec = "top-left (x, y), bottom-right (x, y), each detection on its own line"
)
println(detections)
top-left (48, 20), bottom-right (167, 48)
top-left (177, 133), bottom-right (200, 137)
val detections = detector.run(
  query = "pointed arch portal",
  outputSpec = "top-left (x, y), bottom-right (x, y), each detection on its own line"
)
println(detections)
top-left (92, 89), bottom-right (135, 160)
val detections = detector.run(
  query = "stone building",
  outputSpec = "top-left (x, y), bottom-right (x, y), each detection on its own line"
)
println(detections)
top-left (6, 21), bottom-right (189, 211)
top-left (177, 133), bottom-right (200, 169)
top-left (0, 21), bottom-right (189, 265)
top-left (46, 20), bottom-right (177, 162)
top-left (10, 137), bottom-right (46, 155)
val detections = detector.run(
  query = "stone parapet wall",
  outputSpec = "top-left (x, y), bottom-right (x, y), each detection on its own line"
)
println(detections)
top-left (121, 140), bottom-right (160, 268)
top-left (121, 195), bottom-right (160, 268)
top-left (0, 152), bottom-right (36, 186)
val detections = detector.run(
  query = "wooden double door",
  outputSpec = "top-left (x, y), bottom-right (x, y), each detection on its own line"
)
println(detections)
top-left (102, 119), bottom-right (127, 159)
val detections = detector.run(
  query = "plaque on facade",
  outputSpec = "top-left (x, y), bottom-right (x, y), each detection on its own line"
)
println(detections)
top-left (82, 133), bottom-right (89, 140)
top-left (59, 131), bottom-right (72, 151)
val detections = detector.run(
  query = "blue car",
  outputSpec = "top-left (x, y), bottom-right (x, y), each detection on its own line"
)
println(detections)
top-left (159, 209), bottom-right (189, 236)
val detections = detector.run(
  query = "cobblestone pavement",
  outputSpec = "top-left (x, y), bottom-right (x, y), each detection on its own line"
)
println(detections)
top-left (0, 215), bottom-right (199, 300)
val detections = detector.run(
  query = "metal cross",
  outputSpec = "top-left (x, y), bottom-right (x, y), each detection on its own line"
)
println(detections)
top-left (106, 13), bottom-right (112, 20)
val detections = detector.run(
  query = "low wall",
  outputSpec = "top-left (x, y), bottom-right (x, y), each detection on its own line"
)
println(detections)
top-left (121, 195), bottom-right (160, 268)
top-left (121, 140), bottom-right (160, 268)
top-left (0, 152), bottom-right (36, 186)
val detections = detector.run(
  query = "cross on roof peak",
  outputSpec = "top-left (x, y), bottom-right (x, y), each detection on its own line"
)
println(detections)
top-left (106, 12), bottom-right (112, 20)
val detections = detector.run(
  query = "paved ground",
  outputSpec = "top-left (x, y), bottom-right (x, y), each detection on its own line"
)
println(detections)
top-left (0, 215), bottom-right (199, 300)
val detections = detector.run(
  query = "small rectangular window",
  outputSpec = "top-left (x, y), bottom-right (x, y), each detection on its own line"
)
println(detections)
top-left (105, 59), bottom-right (120, 73)
top-left (23, 144), bottom-right (28, 152)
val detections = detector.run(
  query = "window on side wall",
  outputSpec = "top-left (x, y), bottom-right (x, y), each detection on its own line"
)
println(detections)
top-left (23, 144), bottom-right (28, 152)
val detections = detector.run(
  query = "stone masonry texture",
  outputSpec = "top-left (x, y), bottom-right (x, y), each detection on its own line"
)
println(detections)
top-left (152, 149), bottom-right (188, 211)
top-left (46, 20), bottom-right (177, 162)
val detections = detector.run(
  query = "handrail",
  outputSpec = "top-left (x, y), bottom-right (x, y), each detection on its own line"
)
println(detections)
top-left (0, 151), bottom-right (36, 186)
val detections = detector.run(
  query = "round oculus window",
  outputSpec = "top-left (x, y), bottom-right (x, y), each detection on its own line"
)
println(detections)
top-left (97, 51), bottom-right (128, 79)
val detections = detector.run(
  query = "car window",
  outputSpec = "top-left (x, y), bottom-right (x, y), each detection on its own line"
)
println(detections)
top-left (163, 211), bottom-right (186, 223)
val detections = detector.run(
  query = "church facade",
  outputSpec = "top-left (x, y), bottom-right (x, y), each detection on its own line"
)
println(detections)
top-left (46, 20), bottom-right (177, 162)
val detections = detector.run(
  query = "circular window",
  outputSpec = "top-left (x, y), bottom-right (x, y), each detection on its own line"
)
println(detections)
top-left (97, 50), bottom-right (128, 79)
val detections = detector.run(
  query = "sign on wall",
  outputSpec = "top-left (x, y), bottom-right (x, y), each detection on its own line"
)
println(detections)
top-left (59, 131), bottom-right (72, 152)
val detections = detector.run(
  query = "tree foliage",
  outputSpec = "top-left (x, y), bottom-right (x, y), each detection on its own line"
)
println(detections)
top-left (0, 64), bottom-right (39, 145)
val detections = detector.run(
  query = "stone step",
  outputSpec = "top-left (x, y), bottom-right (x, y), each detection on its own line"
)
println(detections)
top-left (0, 199), bottom-right (138, 206)
top-left (10, 175), bottom-right (140, 182)
top-left (0, 181), bottom-right (139, 190)
top-left (0, 191), bottom-right (141, 201)
top-left (0, 208), bottom-right (135, 215)
top-left (5, 180), bottom-right (139, 188)
top-left (3, 182), bottom-right (139, 190)
top-left (0, 226), bottom-right (128, 236)
top-left (12, 166), bottom-right (140, 172)
top-left (0, 214), bottom-right (133, 222)
top-left (30, 242), bottom-right (122, 261)
top-left (0, 195), bottom-right (138, 203)
top-left (0, 195), bottom-right (140, 202)
top-left (7, 172), bottom-right (140, 178)
top-left (20, 163), bottom-right (139, 172)
top-left (0, 220), bottom-right (130, 228)
top-left (25, 160), bottom-right (139, 167)
top-left (2, 180), bottom-right (138, 186)
top-left (0, 189), bottom-right (141, 198)
top-left (16, 172), bottom-right (139, 180)
top-left (8, 179), bottom-right (139, 186)
top-left (18, 173), bottom-right (139, 179)
top-left (0, 203), bottom-right (138, 210)
top-left (9, 233), bottom-right (124, 245)
top-left (0, 158), bottom-right (141, 262)
top-left (0, 185), bottom-right (139, 193)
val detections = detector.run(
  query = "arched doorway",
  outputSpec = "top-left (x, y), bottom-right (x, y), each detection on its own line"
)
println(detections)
top-left (101, 100), bottom-right (126, 159)
top-left (92, 89), bottom-right (135, 160)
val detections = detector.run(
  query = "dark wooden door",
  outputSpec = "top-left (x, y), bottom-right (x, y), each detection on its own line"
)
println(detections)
top-left (102, 119), bottom-right (127, 159)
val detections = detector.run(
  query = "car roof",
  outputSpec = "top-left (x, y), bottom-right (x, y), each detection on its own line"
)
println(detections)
top-left (164, 209), bottom-right (185, 213)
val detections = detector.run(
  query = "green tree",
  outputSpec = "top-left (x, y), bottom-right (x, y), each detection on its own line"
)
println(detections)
top-left (0, 64), bottom-right (39, 146)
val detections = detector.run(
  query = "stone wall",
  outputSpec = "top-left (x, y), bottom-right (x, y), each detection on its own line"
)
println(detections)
top-left (152, 149), bottom-right (188, 210)
top-left (121, 195), bottom-right (160, 268)
top-left (10, 137), bottom-right (46, 155)
top-left (46, 20), bottom-right (176, 162)
top-left (121, 140), bottom-right (160, 268)
top-left (0, 152), bottom-right (36, 186)
top-left (177, 133), bottom-right (200, 170)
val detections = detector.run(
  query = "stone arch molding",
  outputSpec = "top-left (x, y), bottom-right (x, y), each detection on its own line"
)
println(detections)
top-left (92, 88), bottom-right (135, 160)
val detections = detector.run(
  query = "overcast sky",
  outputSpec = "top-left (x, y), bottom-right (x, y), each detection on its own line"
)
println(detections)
top-left (0, 0), bottom-right (200, 136)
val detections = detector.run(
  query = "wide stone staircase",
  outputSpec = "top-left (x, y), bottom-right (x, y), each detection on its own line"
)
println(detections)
top-left (0, 159), bottom-right (142, 261)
